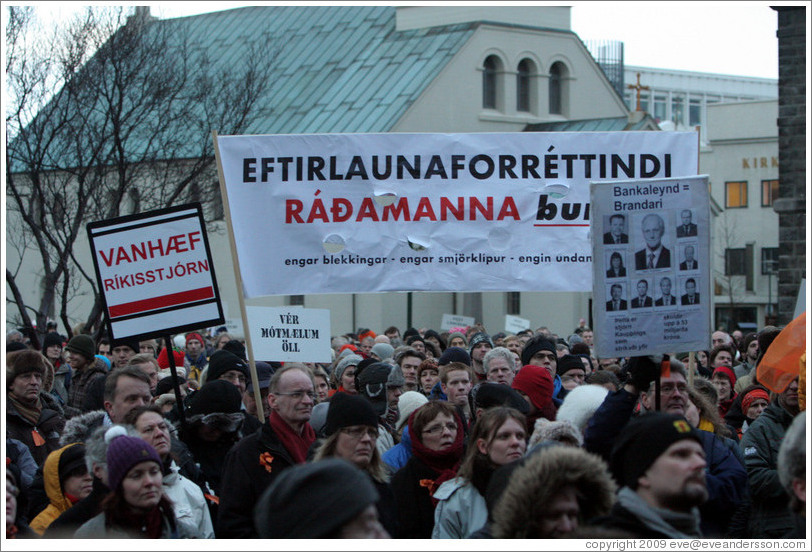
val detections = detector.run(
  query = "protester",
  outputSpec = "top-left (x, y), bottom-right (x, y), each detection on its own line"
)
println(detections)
top-left (418, 358), bottom-right (441, 396)
top-left (6, 464), bottom-right (35, 539)
top-left (253, 458), bottom-right (389, 538)
top-left (313, 392), bottom-right (398, 536)
top-left (777, 413), bottom-right (806, 538)
top-left (492, 444), bottom-right (616, 538)
top-left (432, 407), bottom-right (527, 538)
top-left (29, 444), bottom-right (92, 535)
top-left (64, 334), bottom-right (107, 412)
top-left (6, 350), bottom-right (66, 466)
top-left (391, 401), bottom-right (464, 538)
top-left (125, 406), bottom-right (215, 538)
top-left (216, 365), bottom-right (316, 538)
top-left (330, 354), bottom-right (362, 396)
top-left (382, 391), bottom-right (429, 472)
top-left (183, 332), bottom-right (209, 382)
top-left (482, 347), bottom-right (515, 386)
top-left (510, 364), bottom-right (556, 427)
top-left (74, 428), bottom-right (189, 538)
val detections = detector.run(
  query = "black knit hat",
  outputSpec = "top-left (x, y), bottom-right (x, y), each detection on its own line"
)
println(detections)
top-left (438, 346), bottom-right (472, 367)
top-left (521, 336), bottom-right (557, 367)
top-left (65, 334), bottom-right (95, 361)
top-left (111, 336), bottom-right (140, 355)
top-left (155, 375), bottom-right (186, 397)
top-left (222, 339), bottom-right (247, 361)
top-left (556, 354), bottom-right (585, 377)
top-left (207, 350), bottom-right (250, 382)
top-left (472, 382), bottom-right (531, 415)
top-left (356, 362), bottom-right (393, 415)
top-left (254, 458), bottom-right (379, 538)
top-left (324, 392), bottom-right (379, 436)
top-left (58, 443), bottom-right (88, 484)
top-left (468, 332), bottom-right (494, 355)
top-left (610, 412), bottom-right (702, 490)
top-left (188, 379), bottom-right (242, 416)
top-left (42, 332), bottom-right (63, 352)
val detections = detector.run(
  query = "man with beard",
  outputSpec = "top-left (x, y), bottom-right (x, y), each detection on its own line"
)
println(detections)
top-left (584, 357), bottom-right (747, 537)
top-left (593, 413), bottom-right (708, 537)
top-left (216, 366), bottom-right (316, 538)
top-left (468, 332), bottom-right (494, 382)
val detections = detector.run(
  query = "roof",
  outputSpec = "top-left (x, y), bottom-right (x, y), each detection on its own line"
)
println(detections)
top-left (165, 6), bottom-right (477, 136)
top-left (524, 115), bottom-right (660, 132)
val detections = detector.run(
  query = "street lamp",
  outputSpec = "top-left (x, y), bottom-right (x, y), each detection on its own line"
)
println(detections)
top-left (763, 258), bottom-right (778, 323)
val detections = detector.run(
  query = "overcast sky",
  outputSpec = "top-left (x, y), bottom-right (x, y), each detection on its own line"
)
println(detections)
top-left (13, 1), bottom-right (796, 80)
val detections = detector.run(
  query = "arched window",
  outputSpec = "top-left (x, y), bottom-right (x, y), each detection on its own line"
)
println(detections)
top-left (517, 58), bottom-right (536, 113)
top-left (549, 62), bottom-right (568, 115)
top-left (482, 55), bottom-right (500, 110)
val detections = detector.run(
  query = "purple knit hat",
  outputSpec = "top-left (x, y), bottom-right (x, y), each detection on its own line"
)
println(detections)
top-left (104, 426), bottom-right (162, 490)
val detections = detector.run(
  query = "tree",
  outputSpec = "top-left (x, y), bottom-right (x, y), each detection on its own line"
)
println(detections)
top-left (6, 6), bottom-right (278, 344)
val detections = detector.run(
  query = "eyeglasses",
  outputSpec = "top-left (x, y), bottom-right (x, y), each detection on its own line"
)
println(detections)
top-left (274, 390), bottom-right (316, 401)
top-left (422, 422), bottom-right (458, 436)
top-left (340, 426), bottom-right (379, 440)
top-left (659, 383), bottom-right (689, 394)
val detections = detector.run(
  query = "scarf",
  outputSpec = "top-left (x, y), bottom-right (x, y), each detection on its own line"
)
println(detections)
top-left (617, 487), bottom-right (702, 538)
top-left (109, 499), bottom-right (172, 539)
top-left (268, 410), bottom-right (315, 464)
top-left (8, 391), bottom-right (42, 426)
top-left (408, 410), bottom-right (465, 504)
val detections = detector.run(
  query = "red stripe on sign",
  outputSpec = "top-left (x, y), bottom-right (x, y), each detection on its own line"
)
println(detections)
top-left (108, 287), bottom-right (215, 318)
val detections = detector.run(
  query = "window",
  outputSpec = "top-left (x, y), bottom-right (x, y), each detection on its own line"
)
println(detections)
top-left (761, 247), bottom-right (779, 275)
top-left (549, 62), bottom-right (567, 115)
top-left (671, 95), bottom-right (685, 125)
top-left (689, 98), bottom-right (702, 126)
top-left (482, 55), bottom-right (500, 109)
top-left (725, 248), bottom-right (747, 276)
top-left (516, 59), bottom-right (535, 113)
top-left (653, 94), bottom-right (667, 122)
top-left (761, 179), bottom-right (779, 207)
top-left (725, 181), bottom-right (748, 208)
top-left (507, 292), bottom-right (521, 315)
top-left (288, 295), bottom-right (304, 306)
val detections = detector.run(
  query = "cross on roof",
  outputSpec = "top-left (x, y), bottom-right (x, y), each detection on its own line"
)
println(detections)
top-left (627, 72), bottom-right (650, 112)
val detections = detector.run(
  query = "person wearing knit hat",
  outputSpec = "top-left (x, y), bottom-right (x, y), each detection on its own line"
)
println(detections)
top-left (110, 337), bottom-right (140, 369)
top-left (253, 458), bottom-right (388, 538)
top-left (370, 342), bottom-right (395, 363)
top-left (521, 335), bottom-right (565, 406)
top-left (469, 381), bottom-right (530, 421)
top-left (468, 332), bottom-right (494, 382)
top-left (447, 331), bottom-right (467, 349)
top-left (206, 349), bottom-right (249, 394)
top-left (438, 346), bottom-right (472, 367)
top-left (64, 335), bottom-right (108, 413)
top-left (221, 339), bottom-right (247, 361)
top-left (29, 443), bottom-right (93, 535)
top-left (556, 354), bottom-right (586, 396)
top-left (711, 365), bottom-right (737, 417)
top-left (156, 348), bottom-right (187, 380)
top-left (182, 332), bottom-right (209, 382)
top-left (42, 332), bottom-right (71, 407)
top-left (41, 332), bottom-right (64, 368)
top-left (331, 353), bottom-right (363, 396)
top-left (597, 413), bottom-right (706, 538)
top-left (511, 364), bottom-right (556, 427)
top-left (74, 427), bottom-right (188, 538)
top-left (6, 350), bottom-right (66, 467)
top-left (357, 362), bottom-right (404, 455)
top-left (395, 391), bottom-right (429, 433)
top-left (731, 384), bottom-right (770, 439)
top-left (527, 418), bottom-right (583, 449)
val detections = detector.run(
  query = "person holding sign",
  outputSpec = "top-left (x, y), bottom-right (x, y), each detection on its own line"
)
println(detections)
top-left (634, 214), bottom-right (671, 270)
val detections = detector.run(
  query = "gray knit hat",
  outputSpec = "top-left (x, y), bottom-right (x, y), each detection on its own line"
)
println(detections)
top-left (334, 354), bottom-right (363, 382)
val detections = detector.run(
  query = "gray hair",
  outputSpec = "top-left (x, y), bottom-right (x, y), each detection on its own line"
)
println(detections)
top-left (778, 413), bottom-right (806, 513)
top-left (84, 424), bottom-right (138, 472)
top-left (482, 347), bottom-right (515, 373)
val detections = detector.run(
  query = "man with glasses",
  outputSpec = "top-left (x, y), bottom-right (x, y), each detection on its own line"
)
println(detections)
top-left (584, 356), bottom-right (747, 537)
top-left (216, 365), bottom-right (317, 538)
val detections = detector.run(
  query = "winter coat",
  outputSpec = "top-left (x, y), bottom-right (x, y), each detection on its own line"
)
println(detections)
top-left (591, 488), bottom-right (701, 538)
top-left (29, 444), bottom-right (82, 535)
top-left (73, 507), bottom-right (185, 539)
top-left (6, 391), bottom-right (66, 466)
top-left (491, 445), bottom-right (616, 538)
top-left (42, 477), bottom-right (108, 538)
top-left (390, 456), bottom-right (442, 538)
top-left (739, 400), bottom-right (796, 538)
top-left (162, 461), bottom-right (214, 539)
top-left (67, 361), bottom-right (107, 413)
top-left (6, 438), bottom-right (38, 489)
top-left (383, 425), bottom-right (413, 472)
top-left (583, 388), bottom-right (748, 537)
top-left (431, 477), bottom-right (488, 539)
top-left (215, 424), bottom-right (296, 539)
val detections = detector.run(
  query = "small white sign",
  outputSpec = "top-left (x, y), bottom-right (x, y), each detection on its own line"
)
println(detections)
top-left (441, 313), bottom-right (476, 331)
top-left (505, 315), bottom-right (530, 334)
top-left (246, 306), bottom-right (332, 362)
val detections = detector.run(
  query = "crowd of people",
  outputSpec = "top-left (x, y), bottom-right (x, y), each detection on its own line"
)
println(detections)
top-left (5, 320), bottom-right (806, 540)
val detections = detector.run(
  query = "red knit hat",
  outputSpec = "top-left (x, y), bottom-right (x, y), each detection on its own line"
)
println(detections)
top-left (157, 347), bottom-right (185, 369)
top-left (712, 365), bottom-right (737, 386)
top-left (511, 365), bottom-right (554, 411)
top-left (741, 387), bottom-right (770, 412)
top-left (186, 332), bottom-right (205, 347)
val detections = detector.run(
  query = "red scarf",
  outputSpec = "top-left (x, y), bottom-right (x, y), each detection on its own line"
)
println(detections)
top-left (408, 410), bottom-right (465, 505)
top-left (268, 410), bottom-right (315, 464)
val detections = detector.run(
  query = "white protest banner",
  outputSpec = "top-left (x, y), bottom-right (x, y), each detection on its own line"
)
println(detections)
top-left (215, 132), bottom-right (698, 297)
top-left (246, 306), bottom-right (332, 362)
top-left (87, 204), bottom-right (224, 340)
top-left (441, 313), bottom-right (476, 331)
top-left (590, 175), bottom-right (711, 358)
top-left (505, 315), bottom-right (530, 334)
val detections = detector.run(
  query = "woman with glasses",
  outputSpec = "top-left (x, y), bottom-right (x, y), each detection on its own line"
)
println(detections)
top-left (432, 407), bottom-right (527, 538)
top-left (313, 392), bottom-right (398, 536)
top-left (390, 401), bottom-right (464, 538)
top-left (125, 406), bottom-right (214, 538)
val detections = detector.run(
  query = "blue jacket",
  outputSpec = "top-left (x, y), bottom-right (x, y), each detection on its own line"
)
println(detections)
top-left (584, 388), bottom-right (748, 536)
top-left (383, 426), bottom-right (412, 472)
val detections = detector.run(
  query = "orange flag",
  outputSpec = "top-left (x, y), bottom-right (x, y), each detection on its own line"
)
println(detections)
top-left (757, 312), bottom-right (806, 393)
